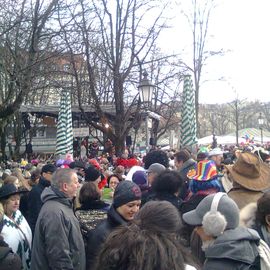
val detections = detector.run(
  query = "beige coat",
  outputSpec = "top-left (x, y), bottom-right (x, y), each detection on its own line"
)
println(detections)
top-left (228, 188), bottom-right (263, 210)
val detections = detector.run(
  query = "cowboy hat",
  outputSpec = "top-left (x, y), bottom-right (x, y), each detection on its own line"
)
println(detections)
top-left (208, 147), bottom-right (223, 157)
top-left (225, 152), bottom-right (270, 191)
top-left (0, 184), bottom-right (27, 200)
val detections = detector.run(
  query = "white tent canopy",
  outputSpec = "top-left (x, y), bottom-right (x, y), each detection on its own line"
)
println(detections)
top-left (198, 128), bottom-right (270, 146)
top-left (198, 135), bottom-right (246, 146)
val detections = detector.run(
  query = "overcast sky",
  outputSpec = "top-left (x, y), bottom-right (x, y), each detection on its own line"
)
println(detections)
top-left (158, 0), bottom-right (270, 104)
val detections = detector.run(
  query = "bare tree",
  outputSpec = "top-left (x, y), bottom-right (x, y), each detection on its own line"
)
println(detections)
top-left (0, 0), bottom-right (60, 158)
top-left (58, 0), bottom-right (170, 154)
top-left (180, 0), bottom-right (224, 134)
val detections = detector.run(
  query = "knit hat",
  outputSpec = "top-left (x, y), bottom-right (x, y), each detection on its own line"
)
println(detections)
top-left (88, 159), bottom-right (101, 170)
top-left (69, 160), bottom-right (85, 170)
top-left (20, 159), bottom-right (28, 168)
top-left (41, 164), bottom-right (57, 174)
top-left (113, 181), bottom-right (142, 208)
top-left (197, 147), bottom-right (209, 161)
top-left (31, 159), bottom-right (39, 166)
top-left (56, 159), bottom-right (65, 167)
top-left (85, 166), bottom-right (101, 182)
top-left (132, 170), bottom-right (147, 186)
top-left (192, 160), bottom-right (218, 181)
top-left (146, 163), bottom-right (166, 174)
top-left (4, 169), bottom-right (11, 176)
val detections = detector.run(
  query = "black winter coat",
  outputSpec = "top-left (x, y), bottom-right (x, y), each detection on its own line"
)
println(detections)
top-left (86, 205), bottom-right (127, 269)
top-left (0, 235), bottom-right (22, 270)
top-left (145, 192), bottom-right (183, 211)
top-left (178, 159), bottom-right (197, 200)
top-left (27, 176), bottom-right (50, 234)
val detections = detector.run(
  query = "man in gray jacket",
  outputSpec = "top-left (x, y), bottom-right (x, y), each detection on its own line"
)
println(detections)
top-left (183, 192), bottom-right (261, 269)
top-left (31, 168), bottom-right (85, 270)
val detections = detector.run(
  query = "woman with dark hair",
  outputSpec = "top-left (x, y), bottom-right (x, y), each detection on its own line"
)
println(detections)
top-left (93, 201), bottom-right (197, 270)
top-left (143, 149), bottom-right (169, 169)
top-left (75, 182), bottom-right (110, 246)
top-left (255, 192), bottom-right (270, 247)
top-left (146, 170), bottom-right (183, 210)
top-left (86, 181), bottom-right (142, 269)
top-left (29, 169), bottom-right (41, 187)
top-left (102, 174), bottom-right (121, 201)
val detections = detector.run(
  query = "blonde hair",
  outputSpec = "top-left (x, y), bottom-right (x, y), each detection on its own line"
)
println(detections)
top-left (1, 195), bottom-right (20, 216)
top-left (3, 175), bottom-right (18, 186)
top-left (11, 168), bottom-right (30, 190)
top-left (11, 168), bottom-right (25, 187)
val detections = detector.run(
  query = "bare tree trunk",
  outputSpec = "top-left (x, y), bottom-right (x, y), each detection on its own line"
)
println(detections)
top-left (0, 128), bottom-right (7, 161)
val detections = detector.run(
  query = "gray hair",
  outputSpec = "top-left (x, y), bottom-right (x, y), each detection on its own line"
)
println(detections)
top-left (51, 168), bottom-right (76, 189)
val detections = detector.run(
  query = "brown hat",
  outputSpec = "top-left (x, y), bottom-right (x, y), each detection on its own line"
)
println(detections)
top-left (225, 152), bottom-right (270, 191)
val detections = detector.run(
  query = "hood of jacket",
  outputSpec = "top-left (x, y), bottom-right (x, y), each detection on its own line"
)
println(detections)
top-left (205, 227), bottom-right (260, 264)
top-left (181, 159), bottom-right (196, 172)
top-left (239, 202), bottom-right (257, 228)
top-left (107, 205), bottom-right (128, 227)
top-left (39, 176), bottom-right (51, 188)
top-left (147, 192), bottom-right (182, 210)
top-left (78, 200), bottom-right (110, 211)
top-left (41, 186), bottom-right (73, 208)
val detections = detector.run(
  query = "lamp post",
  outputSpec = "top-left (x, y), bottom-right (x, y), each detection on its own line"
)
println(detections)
top-left (138, 70), bottom-right (155, 152)
top-left (258, 112), bottom-right (264, 145)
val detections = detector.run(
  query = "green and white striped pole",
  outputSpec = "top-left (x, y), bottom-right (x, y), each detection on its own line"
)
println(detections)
top-left (180, 75), bottom-right (197, 148)
top-left (56, 89), bottom-right (73, 156)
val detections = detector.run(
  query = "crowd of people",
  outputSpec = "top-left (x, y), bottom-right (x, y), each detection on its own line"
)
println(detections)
top-left (0, 143), bottom-right (270, 269)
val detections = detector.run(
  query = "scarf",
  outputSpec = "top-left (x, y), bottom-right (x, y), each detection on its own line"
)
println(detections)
top-left (261, 225), bottom-right (270, 247)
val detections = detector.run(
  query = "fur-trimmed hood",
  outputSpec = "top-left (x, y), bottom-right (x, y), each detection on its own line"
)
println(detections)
top-left (239, 202), bottom-right (257, 228)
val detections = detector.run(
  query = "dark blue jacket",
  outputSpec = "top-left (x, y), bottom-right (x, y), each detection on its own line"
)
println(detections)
top-left (86, 206), bottom-right (127, 269)
top-left (27, 176), bottom-right (50, 234)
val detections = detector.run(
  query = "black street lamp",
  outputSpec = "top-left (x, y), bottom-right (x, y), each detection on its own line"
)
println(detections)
top-left (258, 112), bottom-right (264, 145)
top-left (138, 70), bottom-right (155, 152)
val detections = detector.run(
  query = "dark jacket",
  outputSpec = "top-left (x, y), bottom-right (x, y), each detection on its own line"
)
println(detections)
top-left (203, 227), bottom-right (260, 270)
top-left (179, 158), bottom-right (197, 200)
top-left (180, 191), bottom-right (215, 215)
top-left (86, 205), bottom-right (127, 269)
top-left (145, 192), bottom-right (182, 211)
top-left (19, 187), bottom-right (30, 221)
top-left (0, 236), bottom-right (22, 270)
top-left (180, 190), bottom-right (217, 248)
top-left (27, 176), bottom-right (51, 233)
top-left (31, 186), bottom-right (86, 270)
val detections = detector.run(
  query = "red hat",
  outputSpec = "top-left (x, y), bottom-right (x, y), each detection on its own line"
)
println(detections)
top-left (88, 159), bottom-right (101, 170)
